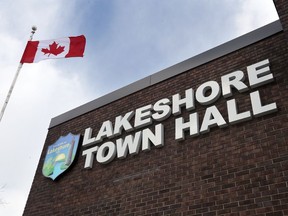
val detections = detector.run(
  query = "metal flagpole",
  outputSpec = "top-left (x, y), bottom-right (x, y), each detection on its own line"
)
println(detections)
top-left (0, 26), bottom-right (37, 122)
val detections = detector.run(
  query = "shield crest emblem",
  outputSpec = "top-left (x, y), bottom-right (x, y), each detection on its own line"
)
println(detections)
top-left (42, 133), bottom-right (80, 180)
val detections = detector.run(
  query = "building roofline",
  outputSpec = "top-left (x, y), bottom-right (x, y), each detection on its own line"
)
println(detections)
top-left (49, 20), bottom-right (282, 129)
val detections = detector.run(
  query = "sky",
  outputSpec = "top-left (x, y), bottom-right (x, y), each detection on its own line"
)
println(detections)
top-left (0, 0), bottom-right (279, 215)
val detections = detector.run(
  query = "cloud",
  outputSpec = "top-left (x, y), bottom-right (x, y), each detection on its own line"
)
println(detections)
top-left (234, 0), bottom-right (278, 35)
top-left (0, 60), bottom-right (93, 216)
top-left (81, 0), bottom-right (278, 95)
top-left (0, 0), bottom-right (92, 215)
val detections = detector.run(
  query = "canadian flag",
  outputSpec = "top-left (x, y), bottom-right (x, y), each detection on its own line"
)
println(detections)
top-left (20, 35), bottom-right (86, 63)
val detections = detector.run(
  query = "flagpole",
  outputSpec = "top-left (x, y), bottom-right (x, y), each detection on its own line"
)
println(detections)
top-left (0, 26), bottom-right (37, 122)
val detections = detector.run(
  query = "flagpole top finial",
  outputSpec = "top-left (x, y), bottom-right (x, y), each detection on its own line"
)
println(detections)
top-left (31, 25), bottom-right (37, 33)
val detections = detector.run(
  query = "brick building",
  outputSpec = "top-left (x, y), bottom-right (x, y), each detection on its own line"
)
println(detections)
top-left (23, 1), bottom-right (288, 215)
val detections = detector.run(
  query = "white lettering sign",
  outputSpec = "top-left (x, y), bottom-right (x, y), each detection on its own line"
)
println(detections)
top-left (82, 59), bottom-right (278, 168)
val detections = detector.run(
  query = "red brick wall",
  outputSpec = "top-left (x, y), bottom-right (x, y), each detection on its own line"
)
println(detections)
top-left (24, 4), bottom-right (288, 216)
top-left (274, 0), bottom-right (288, 41)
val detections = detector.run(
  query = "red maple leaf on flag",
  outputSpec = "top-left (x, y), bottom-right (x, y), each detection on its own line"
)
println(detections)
top-left (41, 41), bottom-right (65, 56)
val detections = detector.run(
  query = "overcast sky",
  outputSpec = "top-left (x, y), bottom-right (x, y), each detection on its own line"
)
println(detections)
top-left (0, 0), bottom-right (278, 215)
